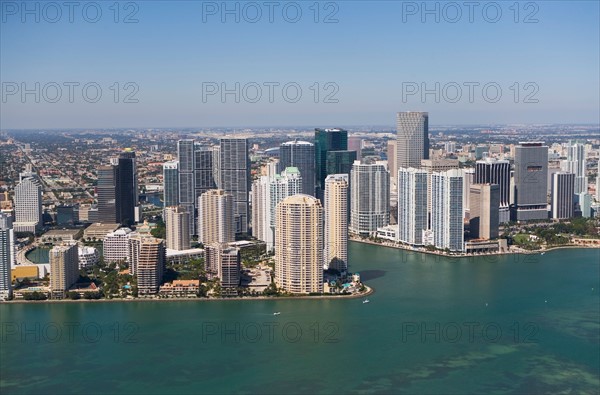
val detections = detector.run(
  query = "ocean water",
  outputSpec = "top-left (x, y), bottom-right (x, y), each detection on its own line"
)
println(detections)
top-left (1, 243), bottom-right (599, 394)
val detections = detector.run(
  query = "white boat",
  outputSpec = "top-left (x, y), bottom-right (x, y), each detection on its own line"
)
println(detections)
top-left (362, 299), bottom-right (370, 304)
top-left (273, 312), bottom-right (281, 316)
top-left (541, 252), bottom-right (546, 255)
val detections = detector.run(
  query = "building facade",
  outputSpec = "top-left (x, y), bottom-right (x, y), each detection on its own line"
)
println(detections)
top-left (275, 195), bottom-right (323, 294)
top-left (469, 184), bottom-right (500, 240)
top-left (14, 176), bottom-right (43, 233)
top-left (397, 168), bottom-right (428, 246)
top-left (324, 174), bottom-right (348, 272)
top-left (315, 128), bottom-right (348, 199)
top-left (397, 112), bottom-right (429, 169)
top-left (475, 159), bottom-right (511, 223)
top-left (198, 189), bottom-right (235, 245)
top-left (164, 206), bottom-right (191, 251)
top-left (103, 227), bottom-right (132, 264)
top-left (219, 138), bottom-right (250, 234)
top-left (513, 142), bottom-right (549, 221)
top-left (163, 160), bottom-right (179, 208)
top-left (279, 140), bottom-right (315, 196)
top-left (350, 161), bottom-right (390, 236)
top-left (431, 169), bottom-right (464, 252)
top-left (551, 172), bottom-right (575, 219)
top-left (49, 243), bottom-right (79, 299)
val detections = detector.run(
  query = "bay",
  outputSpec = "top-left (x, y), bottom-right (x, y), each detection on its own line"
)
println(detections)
top-left (1, 243), bottom-right (599, 394)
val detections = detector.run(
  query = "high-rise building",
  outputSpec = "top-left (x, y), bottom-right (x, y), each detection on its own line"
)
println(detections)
top-left (251, 176), bottom-right (270, 248)
top-left (103, 227), bottom-right (132, 264)
top-left (164, 206), bottom-right (191, 251)
top-left (205, 243), bottom-right (241, 295)
top-left (178, 140), bottom-right (196, 236)
top-left (350, 161), bottom-right (390, 236)
top-left (220, 138), bottom-right (250, 234)
top-left (97, 164), bottom-right (119, 224)
top-left (279, 140), bottom-right (315, 196)
top-left (469, 184), bottom-right (500, 240)
top-left (420, 159), bottom-right (459, 225)
top-left (49, 243), bottom-right (79, 299)
top-left (0, 213), bottom-right (13, 300)
top-left (198, 189), bottom-right (235, 245)
top-left (348, 137), bottom-right (363, 159)
top-left (596, 162), bottom-right (600, 202)
top-left (315, 128), bottom-right (348, 199)
top-left (475, 159), bottom-right (511, 223)
top-left (324, 174), bottom-right (348, 272)
top-left (397, 168), bottom-right (428, 246)
top-left (387, 140), bottom-right (397, 183)
top-left (397, 112), bottom-right (429, 169)
top-left (563, 141), bottom-right (587, 194)
top-left (551, 172), bottom-right (575, 219)
top-left (194, 146), bottom-right (217, 202)
top-left (431, 169), bottom-right (464, 252)
top-left (13, 176), bottom-right (43, 233)
top-left (513, 142), bottom-right (549, 221)
top-left (131, 236), bottom-right (165, 295)
top-left (578, 192), bottom-right (592, 218)
top-left (117, 150), bottom-right (137, 226)
top-left (326, 151), bottom-right (357, 179)
top-left (162, 160), bottom-right (179, 208)
top-left (275, 195), bottom-right (323, 294)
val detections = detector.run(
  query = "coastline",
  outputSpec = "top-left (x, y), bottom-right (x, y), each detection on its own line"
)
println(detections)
top-left (2, 286), bottom-right (374, 304)
top-left (349, 238), bottom-right (600, 257)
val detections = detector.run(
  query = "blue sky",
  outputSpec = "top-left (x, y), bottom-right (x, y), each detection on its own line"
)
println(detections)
top-left (1, 0), bottom-right (599, 128)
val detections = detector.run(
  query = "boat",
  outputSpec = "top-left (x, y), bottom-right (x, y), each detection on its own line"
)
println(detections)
top-left (273, 312), bottom-right (281, 316)
top-left (541, 252), bottom-right (545, 255)
top-left (362, 299), bottom-right (370, 304)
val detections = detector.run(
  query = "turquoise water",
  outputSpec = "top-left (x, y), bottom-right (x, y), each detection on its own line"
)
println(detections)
top-left (1, 243), bottom-right (599, 394)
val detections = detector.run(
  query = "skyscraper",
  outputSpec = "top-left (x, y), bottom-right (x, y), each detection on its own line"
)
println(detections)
top-left (49, 243), bottom-right (79, 299)
top-left (205, 243), bottom-right (241, 295)
top-left (387, 140), bottom-right (397, 185)
top-left (163, 160), bottom-right (179, 208)
top-left (164, 206), bottom-right (191, 251)
top-left (551, 172), bottom-right (575, 219)
top-left (251, 176), bottom-right (271, 248)
top-left (117, 150), bottom-right (137, 226)
top-left (132, 236), bottom-right (165, 296)
top-left (469, 184), bottom-right (500, 240)
top-left (0, 213), bottom-right (13, 301)
top-left (103, 227), bottom-right (132, 264)
top-left (513, 142), bottom-right (549, 221)
top-left (97, 164), bottom-right (119, 224)
top-left (178, 140), bottom-right (196, 236)
top-left (397, 112), bottom-right (429, 169)
top-left (315, 128), bottom-right (348, 199)
top-left (563, 141), bottom-right (587, 194)
top-left (475, 158), bottom-right (511, 223)
top-left (350, 161), bottom-right (390, 236)
top-left (13, 175), bottom-right (43, 233)
top-left (397, 168), bottom-right (428, 246)
top-left (275, 195), bottom-right (323, 294)
top-left (279, 140), bottom-right (315, 196)
top-left (348, 137), bottom-right (363, 159)
top-left (220, 138), bottom-right (250, 234)
top-left (431, 169), bottom-right (464, 252)
top-left (194, 145), bottom-right (217, 200)
top-left (324, 174), bottom-right (348, 272)
top-left (326, 150), bottom-right (357, 178)
top-left (420, 159), bottom-right (459, 226)
top-left (198, 189), bottom-right (235, 245)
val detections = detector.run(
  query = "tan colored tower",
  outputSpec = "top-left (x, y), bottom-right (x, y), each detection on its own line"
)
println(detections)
top-left (198, 190), bottom-right (235, 245)
top-left (205, 242), bottom-right (241, 295)
top-left (324, 174), bottom-right (348, 272)
top-left (50, 243), bottom-right (79, 299)
top-left (275, 194), bottom-right (323, 294)
top-left (164, 206), bottom-right (191, 251)
top-left (132, 236), bottom-right (165, 296)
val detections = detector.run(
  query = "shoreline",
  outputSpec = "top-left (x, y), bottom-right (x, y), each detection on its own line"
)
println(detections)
top-left (3, 286), bottom-right (374, 305)
top-left (349, 238), bottom-right (600, 257)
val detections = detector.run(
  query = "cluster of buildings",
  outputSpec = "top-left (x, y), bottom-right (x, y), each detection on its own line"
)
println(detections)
top-left (1, 112), bottom-right (600, 301)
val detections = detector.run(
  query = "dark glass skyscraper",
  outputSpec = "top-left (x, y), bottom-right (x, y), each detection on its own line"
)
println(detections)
top-left (97, 165), bottom-right (119, 223)
top-left (178, 140), bottom-right (196, 236)
top-left (279, 140), bottom-right (315, 196)
top-left (118, 150), bottom-right (137, 226)
top-left (475, 158), bottom-right (511, 223)
top-left (194, 146), bottom-right (216, 200)
top-left (315, 128), bottom-right (348, 199)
